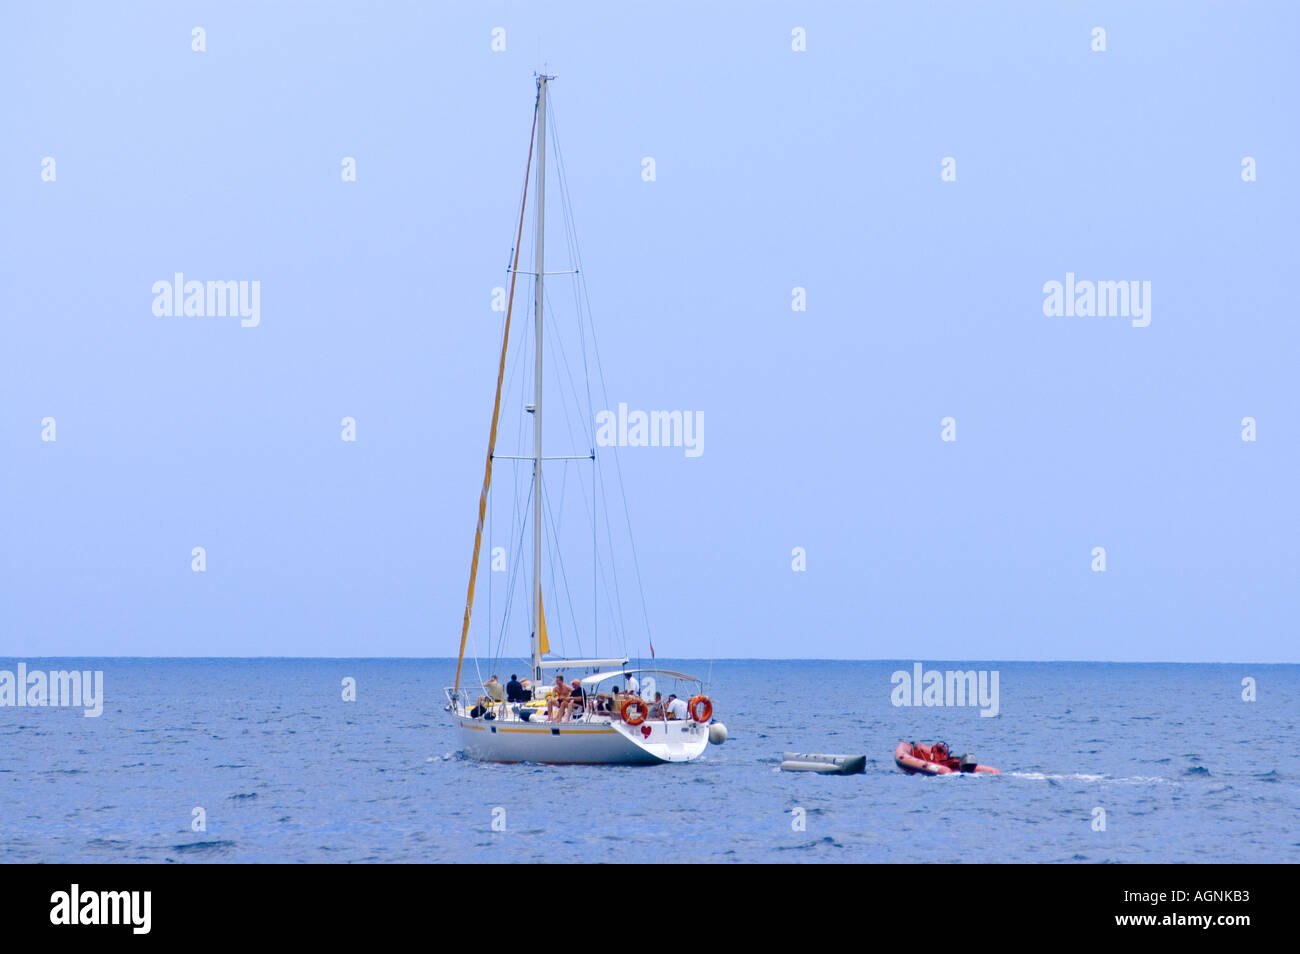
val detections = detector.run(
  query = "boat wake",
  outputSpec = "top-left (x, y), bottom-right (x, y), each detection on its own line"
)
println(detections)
top-left (1006, 771), bottom-right (1173, 785)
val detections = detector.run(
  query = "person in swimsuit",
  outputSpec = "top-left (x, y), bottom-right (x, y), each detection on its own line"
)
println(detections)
top-left (545, 675), bottom-right (570, 721)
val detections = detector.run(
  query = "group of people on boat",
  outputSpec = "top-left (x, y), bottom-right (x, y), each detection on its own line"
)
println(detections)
top-left (469, 671), bottom-right (691, 724)
top-left (469, 674), bottom-right (533, 709)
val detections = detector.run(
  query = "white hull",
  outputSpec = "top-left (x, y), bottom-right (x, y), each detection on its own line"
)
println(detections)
top-left (454, 714), bottom-right (710, 765)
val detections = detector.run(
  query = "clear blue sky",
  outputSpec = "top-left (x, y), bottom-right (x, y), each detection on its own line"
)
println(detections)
top-left (2, 2), bottom-right (1296, 661)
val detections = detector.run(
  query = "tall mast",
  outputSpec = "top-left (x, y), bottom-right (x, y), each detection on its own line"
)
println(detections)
top-left (531, 74), bottom-right (551, 683)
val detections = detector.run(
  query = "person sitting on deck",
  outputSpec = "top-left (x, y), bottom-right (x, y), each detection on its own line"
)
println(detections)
top-left (555, 678), bottom-right (582, 721)
top-left (595, 685), bottom-right (618, 714)
top-left (545, 675), bottom-right (570, 722)
top-left (666, 693), bottom-right (689, 721)
top-left (485, 675), bottom-right (505, 704)
top-left (562, 679), bottom-right (586, 721)
top-left (647, 692), bottom-right (665, 719)
top-left (506, 674), bottom-right (529, 703)
top-left (610, 685), bottom-right (632, 717)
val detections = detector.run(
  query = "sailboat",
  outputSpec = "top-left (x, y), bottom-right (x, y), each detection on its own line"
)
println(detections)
top-left (445, 74), bottom-right (724, 764)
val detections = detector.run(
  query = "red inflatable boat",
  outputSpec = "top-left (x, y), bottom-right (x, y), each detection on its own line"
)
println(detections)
top-left (894, 741), bottom-right (1000, 775)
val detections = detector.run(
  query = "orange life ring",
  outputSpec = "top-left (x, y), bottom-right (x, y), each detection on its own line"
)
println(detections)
top-left (688, 695), bottom-right (713, 722)
top-left (621, 698), bottom-right (647, 726)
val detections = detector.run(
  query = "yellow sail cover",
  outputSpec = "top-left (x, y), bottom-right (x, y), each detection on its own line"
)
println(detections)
top-left (538, 594), bottom-right (550, 655)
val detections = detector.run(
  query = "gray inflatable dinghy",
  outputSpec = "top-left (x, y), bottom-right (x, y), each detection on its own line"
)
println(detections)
top-left (779, 752), bottom-right (866, 775)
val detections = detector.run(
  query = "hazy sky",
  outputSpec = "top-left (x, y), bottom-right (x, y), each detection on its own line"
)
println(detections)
top-left (2, 2), bottom-right (1296, 662)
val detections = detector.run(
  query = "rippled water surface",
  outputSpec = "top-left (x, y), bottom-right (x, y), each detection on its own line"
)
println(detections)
top-left (2, 659), bottom-right (1296, 863)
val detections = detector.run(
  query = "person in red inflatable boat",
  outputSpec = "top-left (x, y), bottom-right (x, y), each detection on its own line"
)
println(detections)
top-left (895, 740), bottom-right (1000, 774)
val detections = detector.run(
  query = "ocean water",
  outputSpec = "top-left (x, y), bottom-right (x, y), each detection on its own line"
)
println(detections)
top-left (1, 658), bottom-right (1296, 864)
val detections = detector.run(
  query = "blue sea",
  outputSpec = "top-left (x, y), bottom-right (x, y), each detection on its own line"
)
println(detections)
top-left (2, 659), bottom-right (1295, 863)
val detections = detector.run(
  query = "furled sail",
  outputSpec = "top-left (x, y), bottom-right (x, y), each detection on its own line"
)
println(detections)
top-left (453, 105), bottom-right (539, 695)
